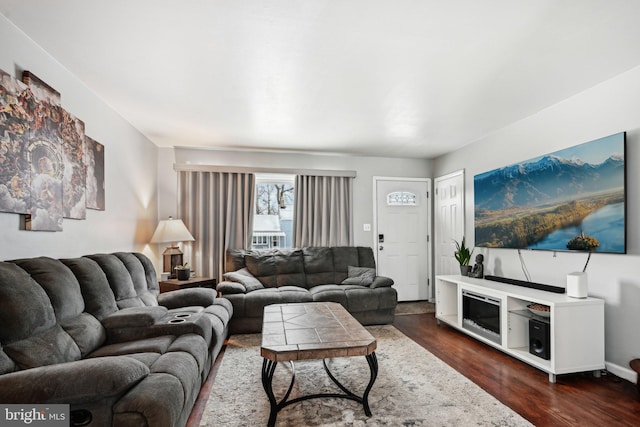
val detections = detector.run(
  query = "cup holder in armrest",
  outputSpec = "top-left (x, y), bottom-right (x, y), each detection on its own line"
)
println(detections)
top-left (168, 318), bottom-right (186, 324)
top-left (71, 409), bottom-right (92, 426)
top-left (174, 313), bottom-right (192, 319)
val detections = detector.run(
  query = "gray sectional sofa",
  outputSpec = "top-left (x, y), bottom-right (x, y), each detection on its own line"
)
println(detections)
top-left (217, 246), bottom-right (397, 333)
top-left (0, 252), bottom-right (232, 427)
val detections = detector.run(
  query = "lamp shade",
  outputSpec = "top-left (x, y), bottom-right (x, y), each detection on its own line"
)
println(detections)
top-left (150, 217), bottom-right (195, 244)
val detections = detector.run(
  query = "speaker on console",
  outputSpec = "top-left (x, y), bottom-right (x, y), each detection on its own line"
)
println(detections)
top-left (529, 318), bottom-right (550, 360)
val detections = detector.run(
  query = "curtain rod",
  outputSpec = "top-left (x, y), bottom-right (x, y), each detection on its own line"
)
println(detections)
top-left (173, 164), bottom-right (357, 178)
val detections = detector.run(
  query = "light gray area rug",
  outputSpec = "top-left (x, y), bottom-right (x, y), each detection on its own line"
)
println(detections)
top-left (200, 326), bottom-right (533, 426)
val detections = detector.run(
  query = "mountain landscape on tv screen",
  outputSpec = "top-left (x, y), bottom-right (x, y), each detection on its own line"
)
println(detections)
top-left (474, 133), bottom-right (625, 253)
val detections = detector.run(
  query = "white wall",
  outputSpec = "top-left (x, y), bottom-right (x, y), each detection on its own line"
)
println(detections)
top-left (433, 65), bottom-right (640, 381)
top-left (0, 15), bottom-right (159, 261)
top-left (157, 147), bottom-right (432, 248)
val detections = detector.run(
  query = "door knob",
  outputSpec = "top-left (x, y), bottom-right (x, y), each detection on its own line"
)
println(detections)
top-left (379, 245), bottom-right (384, 250)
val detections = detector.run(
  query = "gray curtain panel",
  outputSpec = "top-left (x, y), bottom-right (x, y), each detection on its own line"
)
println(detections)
top-left (293, 175), bottom-right (353, 247)
top-left (177, 171), bottom-right (255, 282)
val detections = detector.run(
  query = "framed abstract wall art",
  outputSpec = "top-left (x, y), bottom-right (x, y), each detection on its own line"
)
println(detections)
top-left (0, 68), bottom-right (105, 231)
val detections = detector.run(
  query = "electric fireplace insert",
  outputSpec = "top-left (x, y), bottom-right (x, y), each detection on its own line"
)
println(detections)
top-left (462, 290), bottom-right (501, 344)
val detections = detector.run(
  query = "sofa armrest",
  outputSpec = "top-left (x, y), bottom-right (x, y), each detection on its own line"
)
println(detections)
top-left (0, 356), bottom-right (149, 404)
top-left (216, 280), bottom-right (246, 295)
top-left (102, 306), bottom-right (168, 329)
top-left (157, 287), bottom-right (217, 309)
top-left (371, 275), bottom-right (394, 288)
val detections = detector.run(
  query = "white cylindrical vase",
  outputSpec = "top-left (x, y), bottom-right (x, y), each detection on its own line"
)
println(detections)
top-left (567, 272), bottom-right (588, 298)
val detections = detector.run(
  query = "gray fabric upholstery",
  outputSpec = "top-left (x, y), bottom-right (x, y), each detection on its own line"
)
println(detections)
top-left (0, 356), bottom-right (150, 404)
top-left (0, 252), bottom-right (232, 427)
top-left (218, 246), bottom-right (396, 333)
top-left (101, 306), bottom-right (169, 329)
top-left (342, 266), bottom-right (376, 285)
top-left (61, 257), bottom-right (119, 320)
top-left (157, 287), bottom-right (217, 309)
top-left (86, 254), bottom-right (151, 308)
top-left (85, 254), bottom-right (145, 309)
top-left (216, 280), bottom-right (246, 294)
top-left (0, 262), bottom-right (57, 346)
top-left (11, 257), bottom-right (86, 321)
top-left (302, 247), bottom-right (335, 287)
top-left (244, 248), bottom-right (306, 288)
top-left (223, 267), bottom-right (264, 291)
top-left (60, 313), bottom-right (107, 358)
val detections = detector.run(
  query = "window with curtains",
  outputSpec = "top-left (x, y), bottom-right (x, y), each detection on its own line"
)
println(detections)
top-left (293, 174), bottom-right (353, 247)
top-left (252, 174), bottom-right (295, 249)
top-left (175, 167), bottom-right (353, 282)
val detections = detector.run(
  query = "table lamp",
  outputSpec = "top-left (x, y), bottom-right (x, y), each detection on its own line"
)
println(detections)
top-left (150, 216), bottom-right (195, 278)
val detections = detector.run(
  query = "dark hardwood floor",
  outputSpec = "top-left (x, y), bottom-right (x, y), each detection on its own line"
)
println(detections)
top-left (187, 313), bottom-right (640, 426)
top-left (395, 313), bottom-right (640, 426)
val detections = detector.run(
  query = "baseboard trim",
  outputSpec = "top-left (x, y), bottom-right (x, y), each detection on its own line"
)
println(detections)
top-left (606, 361), bottom-right (636, 384)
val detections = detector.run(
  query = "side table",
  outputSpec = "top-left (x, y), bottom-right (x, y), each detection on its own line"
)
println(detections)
top-left (159, 276), bottom-right (217, 293)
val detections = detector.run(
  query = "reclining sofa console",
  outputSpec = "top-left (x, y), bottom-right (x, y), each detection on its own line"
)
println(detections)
top-left (0, 252), bottom-right (232, 427)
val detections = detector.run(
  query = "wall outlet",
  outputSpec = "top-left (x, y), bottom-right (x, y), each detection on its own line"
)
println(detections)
top-left (363, 223), bottom-right (371, 231)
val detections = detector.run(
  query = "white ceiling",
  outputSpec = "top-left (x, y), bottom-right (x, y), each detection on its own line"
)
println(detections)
top-left (2, 1), bottom-right (640, 159)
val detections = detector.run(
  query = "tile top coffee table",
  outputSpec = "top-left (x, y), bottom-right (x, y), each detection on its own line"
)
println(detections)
top-left (261, 302), bottom-right (378, 427)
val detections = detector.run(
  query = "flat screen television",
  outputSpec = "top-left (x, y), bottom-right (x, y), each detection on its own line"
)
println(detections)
top-left (474, 132), bottom-right (626, 254)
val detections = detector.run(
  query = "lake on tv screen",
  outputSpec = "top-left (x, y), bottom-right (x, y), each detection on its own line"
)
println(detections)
top-left (527, 202), bottom-right (625, 253)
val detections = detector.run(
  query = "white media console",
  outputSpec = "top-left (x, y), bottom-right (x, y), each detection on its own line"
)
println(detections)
top-left (435, 275), bottom-right (605, 382)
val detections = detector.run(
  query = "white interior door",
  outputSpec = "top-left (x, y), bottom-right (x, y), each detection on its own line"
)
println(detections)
top-left (434, 170), bottom-right (465, 276)
top-left (374, 178), bottom-right (431, 301)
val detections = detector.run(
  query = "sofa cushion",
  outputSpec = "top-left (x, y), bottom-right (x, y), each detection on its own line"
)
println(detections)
top-left (223, 268), bottom-right (264, 292)
top-left (88, 335), bottom-right (176, 358)
top-left (331, 247), bottom-right (360, 273)
top-left (342, 266), bottom-right (376, 286)
top-left (309, 284), bottom-right (348, 307)
top-left (0, 356), bottom-right (150, 406)
top-left (0, 345), bottom-right (16, 374)
top-left (244, 251), bottom-right (277, 287)
top-left (115, 252), bottom-right (159, 305)
top-left (10, 257), bottom-right (86, 321)
top-left (217, 281), bottom-right (246, 294)
top-left (241, 287), bottom-right (312, 317)
top-left (357, 246), bottom-right (377, 268)
top-left (0, 262), bottom-right (56, 344)
top-left (302, 247), bottom-right (335, 287)
top-left (245, 249), bottom-right (305, 288)
top-left (346, 287), bottom-right (381, 312)
top-left (61, 257), bottom-right (119, 320)
top-left (86, 254), bottom-right (145, 309)
top-left (4, 324), bottom-right (81, 369)
top-left (86, 254), bottom-right (161, 309)
top-left (11, 257), bottom-right (108, 357)
top-left (0, 261), bottom-right (86, 369)
top-left (371, 275), bottom-right (395, 288)
top-left (168, 335), bottom-right (209, 373)
top-left (60, 313), bottom-right (107, 357)
top-left (225, 249), bottom-right (247, 273)
top-left (131, 252), bottom-right (161, 295)
top-left (113, 373), bottom-right (185, 427)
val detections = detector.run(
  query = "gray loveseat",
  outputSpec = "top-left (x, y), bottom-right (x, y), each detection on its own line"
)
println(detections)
top-left (217, 246), bottom-right (397, 333)
top-left (0, 252), bottom-right (232, 427)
